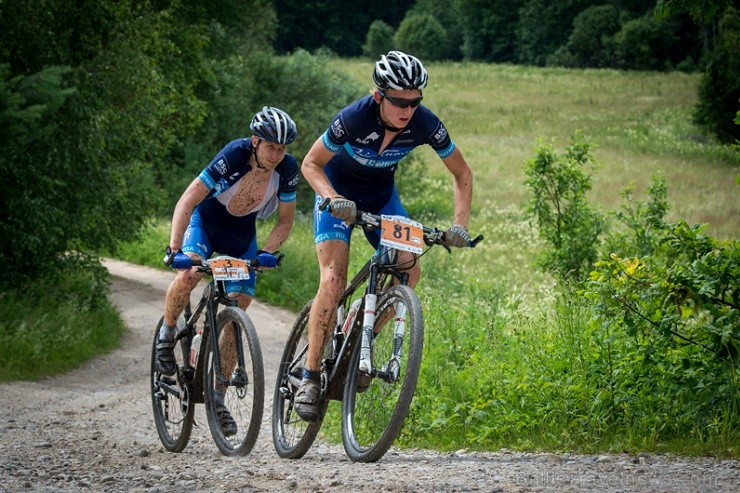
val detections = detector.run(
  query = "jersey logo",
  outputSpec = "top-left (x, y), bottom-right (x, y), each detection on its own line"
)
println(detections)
top-left (357, 131), bottom-right (380, 144)
top-left (433, 124), bottom-right (448, 144)
top-left (215, 158), bottom-right (228, 175)
top-left (330, 117), bottom-right (346, 140)
top-left (288, 174), bottom-right (299, 187)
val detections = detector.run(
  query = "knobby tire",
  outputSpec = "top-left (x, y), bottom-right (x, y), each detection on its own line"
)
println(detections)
top-left (203, 306), bottom-right (264, 456)
top-left (150, 317), bottom-right (194, 453)
top-left (341, 285), bottom-right (424, 462)
top-left (271, 300), bottom-right (328, 459)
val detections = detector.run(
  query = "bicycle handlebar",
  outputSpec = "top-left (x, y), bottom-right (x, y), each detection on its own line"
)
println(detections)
top-left (164, 250), bottom-right (284, 271)
top-left (318, 197), bottom-right (483, 248)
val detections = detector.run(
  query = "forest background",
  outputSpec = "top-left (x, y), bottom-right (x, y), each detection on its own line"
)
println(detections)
top-left (0, 0), bottom-right (737, 456)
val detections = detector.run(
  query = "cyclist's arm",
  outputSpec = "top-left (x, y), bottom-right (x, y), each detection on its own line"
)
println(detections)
top-left (262, 199), bottom-right (296, 254)
top-left (301, 136), bottom-right (339, 199)
top-left (441, 147), bottom-right (473, 228)
top-left (169, 178), bottom-right (209, 251)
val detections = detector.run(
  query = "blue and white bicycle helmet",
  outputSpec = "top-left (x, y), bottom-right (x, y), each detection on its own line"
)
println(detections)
top-left (249, 106), bottom-right (297, 144)
top-left (372, 51), bottom-right (428, 91)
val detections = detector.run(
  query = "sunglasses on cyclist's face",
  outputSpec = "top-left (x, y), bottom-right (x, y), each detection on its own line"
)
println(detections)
top-left (378, 89), bottom-right (423, 109)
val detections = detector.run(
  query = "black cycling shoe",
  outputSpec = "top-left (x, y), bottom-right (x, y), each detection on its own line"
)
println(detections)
top-left (155, 340), bottom-right (177, 376)
top-left (215, 403), bottom-right (237, 437)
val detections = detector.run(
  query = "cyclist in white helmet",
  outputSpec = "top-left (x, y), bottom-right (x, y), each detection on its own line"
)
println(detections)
top-left (296, 51), bottom-right (474, 421)
top-left (156, 106), bottom-right (299, 435)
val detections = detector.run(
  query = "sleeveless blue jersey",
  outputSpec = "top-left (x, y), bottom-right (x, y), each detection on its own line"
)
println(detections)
top-left (321, 95), bottom-right (455, 210)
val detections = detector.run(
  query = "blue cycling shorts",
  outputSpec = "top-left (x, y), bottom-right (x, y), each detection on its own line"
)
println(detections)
top-left (313, 189), bottom-right (407, 249)
top-left (182, 209), bottom-right (258, 297)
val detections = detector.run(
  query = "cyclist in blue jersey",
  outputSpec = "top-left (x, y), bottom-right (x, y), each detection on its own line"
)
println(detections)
top-left (156, 106), bottom-right (299, 434)
top-left (295, 51), bottom-right (474, 421)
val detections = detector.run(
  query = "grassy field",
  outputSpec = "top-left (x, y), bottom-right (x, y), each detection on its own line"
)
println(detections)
top-left (335, 59), bottom-right (739, 240)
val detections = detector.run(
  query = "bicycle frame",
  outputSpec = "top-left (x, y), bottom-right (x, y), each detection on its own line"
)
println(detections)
top-left (176, 273), bottom-right (248, 403)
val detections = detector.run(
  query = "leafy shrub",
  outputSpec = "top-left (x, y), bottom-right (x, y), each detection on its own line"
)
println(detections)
top-left (549, 4), bottom-right (622, 68)
top-left (363, 20), bottom-right (396, 59)
top-left (394, 13), bottom-right (448, 61)
top-left (613, 14), bottom-right (677, 70)
top-left (524, 134), bottom-right (606, 282)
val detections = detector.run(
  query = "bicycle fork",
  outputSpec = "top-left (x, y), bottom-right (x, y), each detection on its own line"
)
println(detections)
top-left (358, 294), bottom-right (377, 374)
top-left (359, 294), bottom-right (408, 383)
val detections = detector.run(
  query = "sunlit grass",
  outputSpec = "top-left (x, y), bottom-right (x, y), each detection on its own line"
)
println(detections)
top-left (334, 58), bottom-right (739, 240)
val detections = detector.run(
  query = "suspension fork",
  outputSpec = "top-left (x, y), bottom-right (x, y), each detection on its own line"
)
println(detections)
top-left (358, 262), bottom-right (382, 374)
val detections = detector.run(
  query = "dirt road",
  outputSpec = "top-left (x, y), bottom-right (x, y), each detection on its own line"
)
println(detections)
top-left (0, 259), bottom-right (737, 492)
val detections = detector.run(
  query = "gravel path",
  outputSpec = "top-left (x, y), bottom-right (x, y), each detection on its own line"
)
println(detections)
top-left (0, 259), bottom-right (737, 492)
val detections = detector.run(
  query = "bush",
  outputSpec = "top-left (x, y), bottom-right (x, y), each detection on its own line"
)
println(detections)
top-left (524, 134), bottom-right (606, 282)
top-left (551, 4), bottom-right (622, 68)
top-left (363, 20), bottom-right (396, 59)
top-left (394, 13), bottom-right (448, 61)
top-left (613, 14), bottom-right (677, 70)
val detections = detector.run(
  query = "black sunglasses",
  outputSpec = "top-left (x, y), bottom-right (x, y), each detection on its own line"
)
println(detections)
top-left (378, 89), bottom-right (423, 109)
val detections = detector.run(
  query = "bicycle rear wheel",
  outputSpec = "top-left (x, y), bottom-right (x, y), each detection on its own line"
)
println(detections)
top-left (203, 306), bottom-right (264, 456)
top-left (341, 285), bottom-right (423, 462)
top-left (272, 300), bottom-right (328, 459)
top-left (150, 317), bottom-right (194, 452)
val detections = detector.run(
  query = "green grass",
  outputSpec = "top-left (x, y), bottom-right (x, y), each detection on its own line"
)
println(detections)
top-left (335, 59), bottom-right (739, 240)
top-left (0, 264), bottom-right (125, 382)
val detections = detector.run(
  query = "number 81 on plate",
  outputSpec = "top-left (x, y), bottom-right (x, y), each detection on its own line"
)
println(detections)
top-left (380, 215), bottom-right (424, 254)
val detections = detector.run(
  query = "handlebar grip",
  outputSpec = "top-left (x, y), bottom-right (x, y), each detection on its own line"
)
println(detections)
top-left (469, 234), bottom-right (484, 248)
top-left (319, 197), bottom-right (331, 211)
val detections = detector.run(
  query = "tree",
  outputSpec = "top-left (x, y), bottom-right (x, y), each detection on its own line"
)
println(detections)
top-left (363, 20), bottom-right (397, 58)
top-left (394, 13), bottom-right (449, 61)
top-left (272, 0), bottom-right (415, 56)
top-left (656, 0), bottom-right (739, 142)
top-left (0, 0), bottom-right (274, 283)
top-left (693, 6), bottom-right (740, 143)
top-left (457, 0), bottom-right (524, 62)
top-left (517, 0), bottom-right (593, 66)
top-left (550, 4), bottom-right (623, 68)
top-left (614, 14), bottom-right (677, 70)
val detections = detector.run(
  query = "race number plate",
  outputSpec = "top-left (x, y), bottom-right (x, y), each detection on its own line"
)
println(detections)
top-left (209, 256), bottom-right (250, 281)
top-left (380, 215), bottom-right (423, 254)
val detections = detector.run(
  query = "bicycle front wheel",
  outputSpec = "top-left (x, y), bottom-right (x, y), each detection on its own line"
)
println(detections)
top-left (150, 317), bottom-right (194, 452)
top-left (341, 285), bottom-right (424, 462)
top-left (203, 306), bottom-right (264, 456)
top-left (272, 299), bottom-right (328, 459)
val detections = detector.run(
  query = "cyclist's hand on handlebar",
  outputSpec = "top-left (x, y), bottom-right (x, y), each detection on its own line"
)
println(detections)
top-left (255, 250), bottom-right (281, 268)
top-left (443, 224), bottom-right (472, 248)
top-left (328, 196), bottom-right (357, 222)
top-left (163, 247), bottom-right (193, 269)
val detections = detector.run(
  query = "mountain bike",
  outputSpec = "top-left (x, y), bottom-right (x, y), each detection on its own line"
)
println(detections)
top-left (150, 255), bottom-right (276, 456)
top-left (272, 200), bottom-right (482, 462)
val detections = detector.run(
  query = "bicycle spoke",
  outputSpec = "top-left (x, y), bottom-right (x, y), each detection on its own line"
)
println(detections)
top-left (204, 307), bottom-right (264, 457)
top-left (342, 285), bottom-right (424, 462)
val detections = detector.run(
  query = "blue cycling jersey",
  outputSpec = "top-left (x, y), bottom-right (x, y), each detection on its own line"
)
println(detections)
top-left (321, 95), bottom-right (455, 211)
top-left (183, 138), bottom-right (298, 259)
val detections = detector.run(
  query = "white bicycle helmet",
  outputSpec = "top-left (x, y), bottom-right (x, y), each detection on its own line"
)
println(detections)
top-left (249, 106), bottom-right (297, 144)
top-left (372, 51), bottom-right (428, 91)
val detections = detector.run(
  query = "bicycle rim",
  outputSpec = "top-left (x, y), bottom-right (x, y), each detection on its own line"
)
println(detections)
top-left (150, 317), bottom-right (194, 452)
top-left (272, 300), bottom-right (327, 459)
top-left (341, 285), bottom-right (424, 462)
top-left (204, 307), bottom-right (264, 456)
